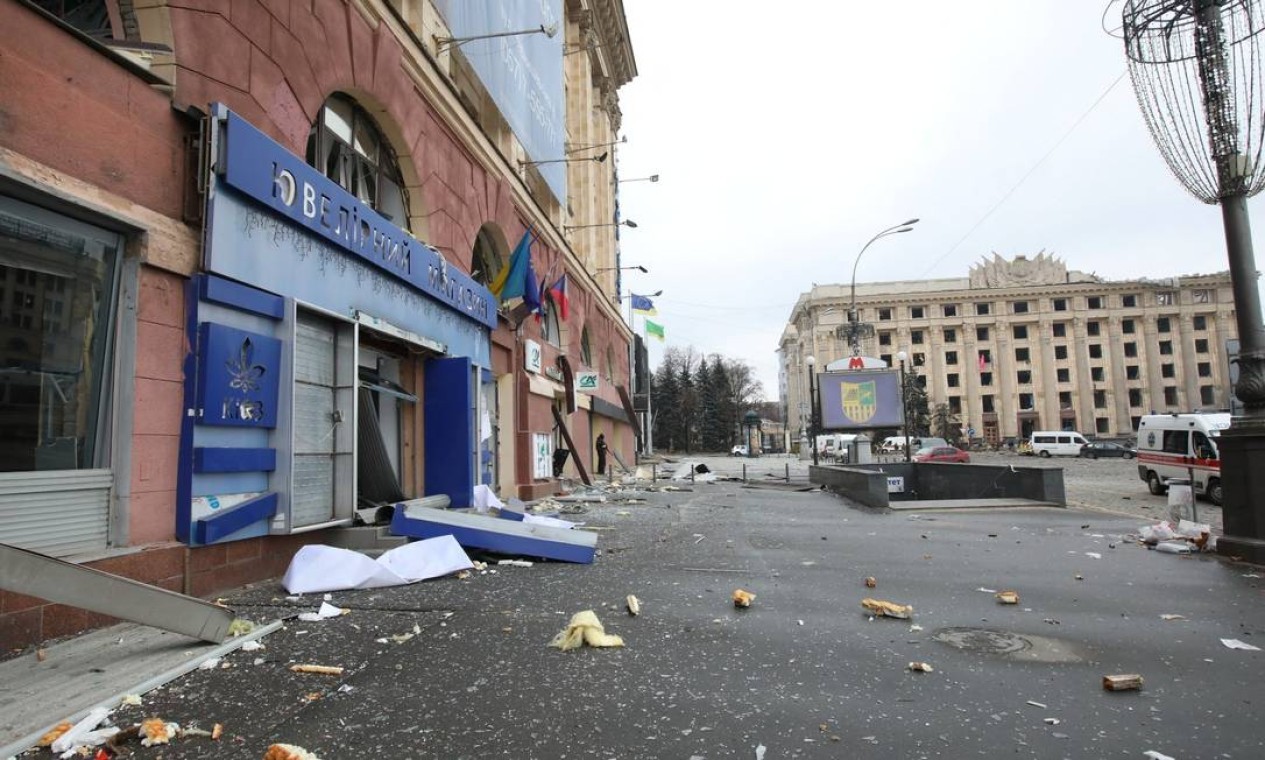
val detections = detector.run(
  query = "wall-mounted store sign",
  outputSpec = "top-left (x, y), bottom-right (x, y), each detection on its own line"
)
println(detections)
top-left (216, 108), bottom-right (496, 330)
top-left (196, 322), bottom-right (281, 428)
top-left (525, 340), bottom-right (542, 373)
top-left (576, 371), bottom-right (599, 393)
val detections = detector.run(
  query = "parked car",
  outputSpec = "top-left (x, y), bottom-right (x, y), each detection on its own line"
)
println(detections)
top-left (912, 445), bottom-right (971, 464)
top-left (1080, 441), bottom-right (1136, 459)
top-left (730, 445), bottom-right (749, 457)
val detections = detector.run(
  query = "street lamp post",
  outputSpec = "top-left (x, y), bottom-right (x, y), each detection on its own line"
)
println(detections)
top-left (806, 355), bottom-right (819, 466)
top-left (846, 219), bottom-right (918, 357)
top-left (1122, 2), bottom-right (1265, 560)
top-left (897, 350), bottom-right (911, 463)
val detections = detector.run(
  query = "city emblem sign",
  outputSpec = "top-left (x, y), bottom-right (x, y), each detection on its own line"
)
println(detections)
top-left (841, 380), bottom-right (878, 424)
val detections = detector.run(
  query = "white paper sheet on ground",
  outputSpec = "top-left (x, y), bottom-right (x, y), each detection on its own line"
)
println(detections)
top-left (1221, 638), bottom-right (1261, 651)
top-left (523, 513), bottom-right (581, 530)
top-left (377, 535), bottom-right (474, 581)
top-left (472, 483), bottom-right (506, 513)
top-left (282, 538), bottom-right (472, 594)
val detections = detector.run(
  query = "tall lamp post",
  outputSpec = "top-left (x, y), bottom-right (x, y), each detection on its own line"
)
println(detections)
top-left (1123, 1), bottom-right (1265, 561)
top-left (897, 351), bottom-right (912, 463)
top-left (806, 355), bottom-right (819, 466)
top-left (846, 219), bottom-right (919, 357)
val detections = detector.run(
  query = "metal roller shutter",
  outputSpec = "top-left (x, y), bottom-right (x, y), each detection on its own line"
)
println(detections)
top-left (291, 312), bottom-right (337, 528)
top-left (0, 470), bottom-right (111, 557)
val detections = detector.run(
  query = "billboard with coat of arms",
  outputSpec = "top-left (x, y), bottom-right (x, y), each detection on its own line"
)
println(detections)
top-left (816, 370), bottom-right (903, 431)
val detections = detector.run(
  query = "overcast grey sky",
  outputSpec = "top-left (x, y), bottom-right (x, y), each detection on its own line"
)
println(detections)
top-left (611, 2), bottom-right (1264, 398)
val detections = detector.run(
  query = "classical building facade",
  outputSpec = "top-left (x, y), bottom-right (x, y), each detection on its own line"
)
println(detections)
top-left (778, 254), bottom-right (1238, 447)
top-left (0, 0), bottom-right (638, 650)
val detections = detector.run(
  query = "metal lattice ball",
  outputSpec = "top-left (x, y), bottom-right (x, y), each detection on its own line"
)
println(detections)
top-left (1123, 0), bottom-right (1265, 202)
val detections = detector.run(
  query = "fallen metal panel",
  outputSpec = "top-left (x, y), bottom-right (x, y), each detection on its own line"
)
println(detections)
top-left (551, 405), bottom-right (591, 485)
top-left (0, 619), bottom-right (282, 759)
top-left (0, 543), bottom-right (235, 642)
top-left (390, 500), bottom-right (596, 563)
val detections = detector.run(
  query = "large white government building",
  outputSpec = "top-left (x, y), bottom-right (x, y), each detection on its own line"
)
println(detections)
top-left (777, 253), bottom-right (1238, 447)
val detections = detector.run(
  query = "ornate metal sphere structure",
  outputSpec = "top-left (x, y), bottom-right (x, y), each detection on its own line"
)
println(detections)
top-left (1123, 0), bottom-right (1265, 203)
top-left (1123, 0), bottom-right (1265, 417)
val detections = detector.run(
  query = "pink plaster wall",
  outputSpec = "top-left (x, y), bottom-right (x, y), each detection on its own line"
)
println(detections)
top-left (129, 268), bottom-right (187, 544)
top-left (0, 1), bottom-right (187, 219)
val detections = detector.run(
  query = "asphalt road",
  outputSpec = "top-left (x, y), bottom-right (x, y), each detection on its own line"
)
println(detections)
top-left (67, 474), bottom-right (1264, 760)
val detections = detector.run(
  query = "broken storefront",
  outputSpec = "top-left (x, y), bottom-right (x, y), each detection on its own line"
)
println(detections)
top-left (179, 107), bottom-right (498, 546)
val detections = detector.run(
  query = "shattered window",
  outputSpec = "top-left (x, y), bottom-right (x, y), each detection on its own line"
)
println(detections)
top-left (306, 94), bottom-right (410, 229)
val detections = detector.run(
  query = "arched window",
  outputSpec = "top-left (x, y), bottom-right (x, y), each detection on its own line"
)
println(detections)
top-left (471, 226), bottom-right (502, 287)
top-left (580, 327), bottom-right (592, 366)
top-left (306, 94), bottom-right (410, 229)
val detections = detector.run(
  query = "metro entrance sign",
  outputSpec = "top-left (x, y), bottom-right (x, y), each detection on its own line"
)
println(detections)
top-left (826, 356), bottom-right (888, 371)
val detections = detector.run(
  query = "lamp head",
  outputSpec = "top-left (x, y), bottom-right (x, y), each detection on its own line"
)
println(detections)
top-left (634, 265), bottom-right (648, 273)
top-left (542, 22), bottom-right (558, 37)
top-left (624, 219), bottom-right (638, 228)
top-left (649, 174), bottom-right (660, 182)
top-left (595, 152), bottom-right (608, 163)
top-left (902, 218), bottom-right (920, 225)
top-left (896, 350), bottom-right (908, 363)
top-left (806, 355), bottom-right (817, 367)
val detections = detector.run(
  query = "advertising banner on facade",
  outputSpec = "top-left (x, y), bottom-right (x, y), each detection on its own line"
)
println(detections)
top-left (817, 369), bottom-right (903, 431)
top-left (435, 0), bottom-right (565, 202)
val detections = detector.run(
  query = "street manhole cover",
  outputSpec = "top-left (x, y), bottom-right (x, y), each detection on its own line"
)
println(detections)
top-left (933, 627), bottom-right (1085, 663)
top-left (934, 627), bottom-right (1032, 655)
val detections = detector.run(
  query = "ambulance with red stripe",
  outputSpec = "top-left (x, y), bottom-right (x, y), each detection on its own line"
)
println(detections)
top-left (1136, 413), bottom-right (1231, 505)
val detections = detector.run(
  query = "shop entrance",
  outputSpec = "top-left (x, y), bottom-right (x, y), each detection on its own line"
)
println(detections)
top-left (357, 331), bottom-right (432, 512)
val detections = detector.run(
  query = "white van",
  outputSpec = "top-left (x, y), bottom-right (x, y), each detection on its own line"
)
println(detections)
top-left (880, 436), bottom-right (913, 453)
top-left (1028, 431), bottom-right (1088, 457)
top-left (1136, 413), bottom-right (1230, 505)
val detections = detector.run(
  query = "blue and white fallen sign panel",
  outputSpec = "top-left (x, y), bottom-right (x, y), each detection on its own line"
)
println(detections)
top-left (390, 498), bottom-right (597, 564)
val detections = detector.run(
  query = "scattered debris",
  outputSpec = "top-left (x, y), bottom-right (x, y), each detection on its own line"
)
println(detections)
top-left (497, 559), bottom-right (535, 568)
top-left (49, 707), bottom-right (118, 755)
top-left (733, 589), bottom-right (756, 608)
top-left (1084, 552), bottom-right (1102, 559)
top-left (1221, 638), bottom-right (1261, 651)
top-left (1026, 700), bottom-right (1048, 709)
top-left (626, 595), bottom-right (641, 616)
top-left (1142, 751), bottom-right (1175, 760)
top-left (755, 743), bottom-right (767, 760)
top-left (1160, 613), bottom-right (1186, 621)
top-left (1102, 673), bottom-right (1144, 691)
top-left (908, 661), bottom-right (934, 673)
top-left (289, 664), bottom-right (345, 675)
top-left (548, 610), bottom-right (625, 650)
top-left (37, 721), bottom-right (72, 747)
top-left (909, 624), bottom-right (924, 633)
top-left (298, 601), bottom-right (347, 622)
top-left (1140, 520), bottom-right (1216, 553)
top-left (862, 598), bottom-right (913, 619)
top-left (140, 718), bottom-right (178, 747)
top-left (121, 694), bottom-right (143, 706)
top-left (976, 587), bottom-right (998, 594)
top-left (227, 619), bottom-right (256, 636)
top-left (1074, 574), bottom-right (1084, 581)
top-left (864, 576), bottom-right (877, 588)
top-left (264, 743), bottom-right (323, 759)
top-left (1044, 718), bottom-right (1061, 726)
top-left (35, 648), bottom-right (47, 662)
top-left (198, 657), bottom-right (222, 670)
top-left (995, 590), bottom-right (1020, 605)
top-left (1155, 541), bottom-right (1192, 555)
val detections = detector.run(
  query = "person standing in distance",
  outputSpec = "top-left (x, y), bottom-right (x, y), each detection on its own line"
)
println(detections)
top-left (595, 433), bottom-right (608, 475)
